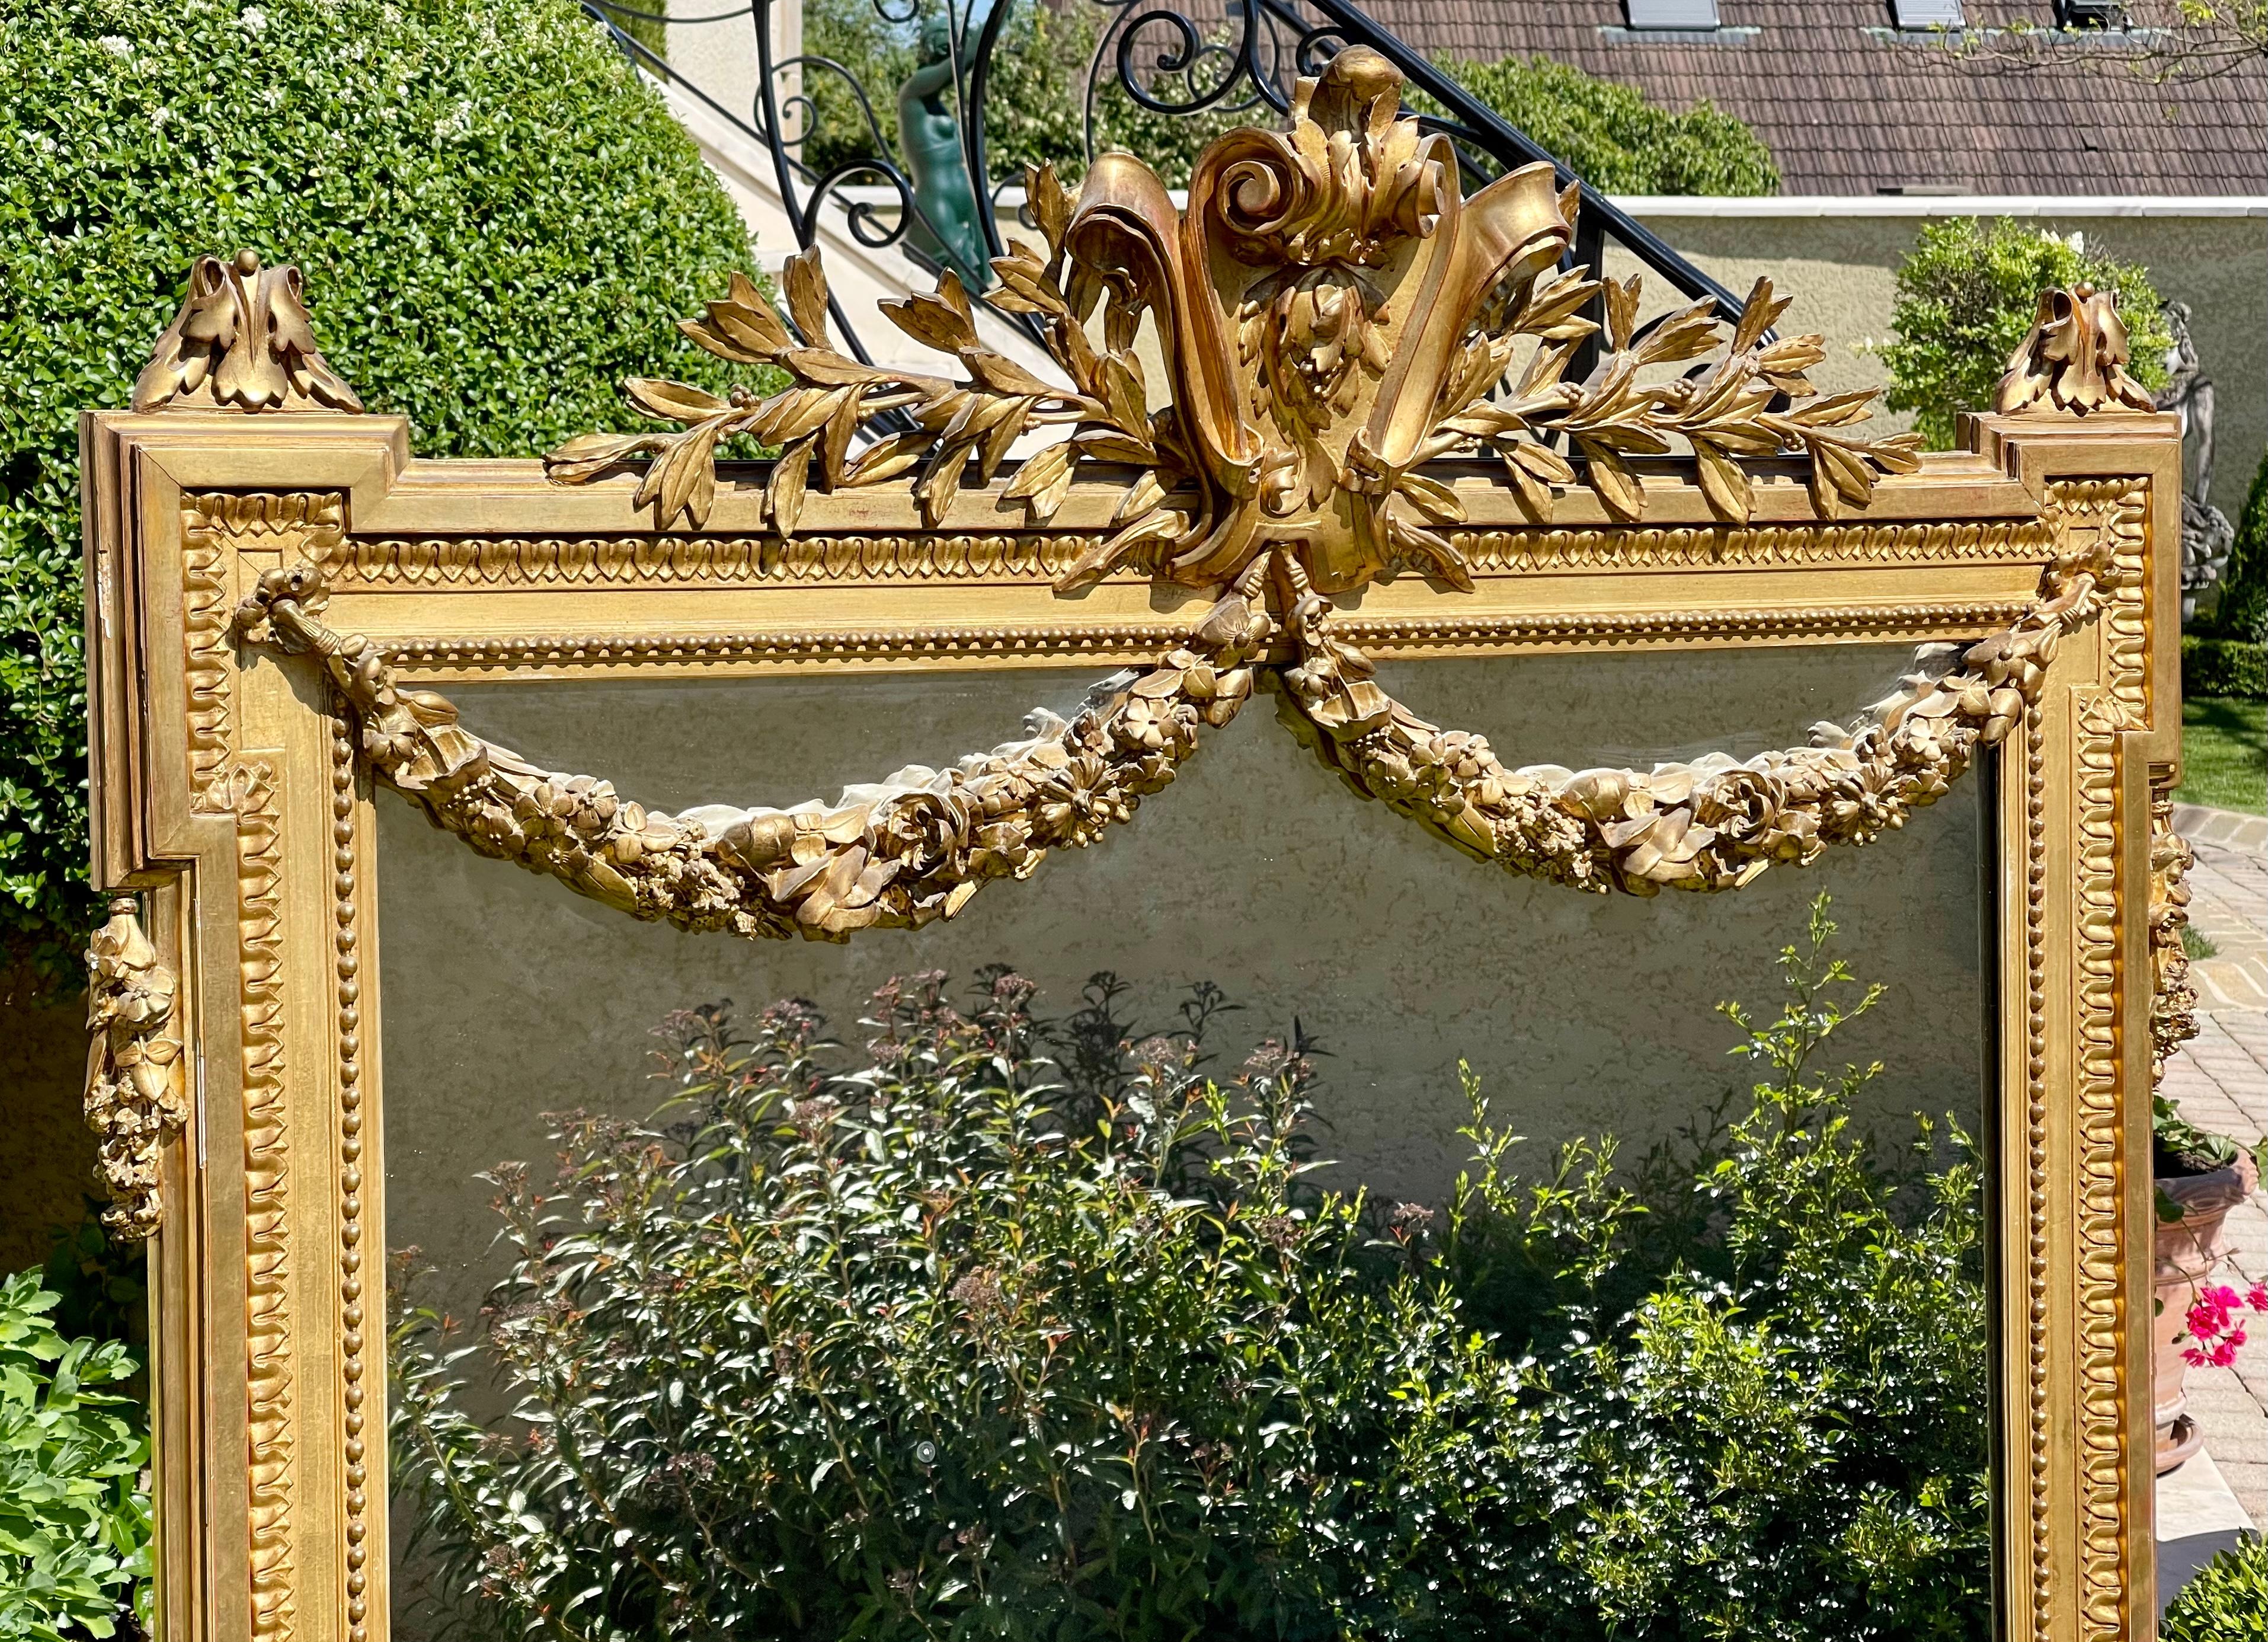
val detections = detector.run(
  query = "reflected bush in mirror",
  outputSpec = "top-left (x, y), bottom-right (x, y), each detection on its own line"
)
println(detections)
top-left (389, 903), bottom-right (1988, 1640)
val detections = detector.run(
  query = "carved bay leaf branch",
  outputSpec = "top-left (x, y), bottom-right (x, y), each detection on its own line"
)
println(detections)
top-left (548, 64), bottom-right (1938, 605)
top-left (1432, 273), bottom-right (1922, 532)
top-left (546, 162), bottom-right (1185, 557)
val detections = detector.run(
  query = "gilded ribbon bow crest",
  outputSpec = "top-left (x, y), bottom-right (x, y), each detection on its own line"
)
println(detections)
top-left (545, 46), bottom-right (1921, 601)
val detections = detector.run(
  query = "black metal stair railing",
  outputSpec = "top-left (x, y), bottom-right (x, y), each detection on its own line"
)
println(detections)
top-left (582, 0), bottom-right (1754, 375)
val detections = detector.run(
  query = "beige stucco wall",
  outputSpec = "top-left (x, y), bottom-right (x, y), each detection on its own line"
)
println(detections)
top-left (1622, 206), bottom-right (2267, 519)
top-left (979, 195), bottom-right (2264, 514)
top-left (378, 647), bottom-right (1992, 1333)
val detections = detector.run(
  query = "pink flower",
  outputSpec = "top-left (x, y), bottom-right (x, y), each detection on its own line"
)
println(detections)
top-left (2187, 1284), bottom-right (2247, 1338)
top-left (2208, 1336), bottom-right (2242, 1369)
top-left (2183, 1344), bottom-right (2212, 1369)
top-left (2248, 1283), bottom-right (2268, 1314)
top-left (2187, 1296), bottom-right (2232, 1340)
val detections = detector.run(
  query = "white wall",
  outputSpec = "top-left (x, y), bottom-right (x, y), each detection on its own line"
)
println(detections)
top-left (1620, 197), bottom-right (2268, 517)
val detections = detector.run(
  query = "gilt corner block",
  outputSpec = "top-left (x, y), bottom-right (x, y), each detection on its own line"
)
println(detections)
top-left (81, 46), bottom-right (2189, 1642)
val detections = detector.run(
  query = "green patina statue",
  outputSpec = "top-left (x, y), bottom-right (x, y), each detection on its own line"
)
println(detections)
top-left (895, 14), bottom-right (991, 289)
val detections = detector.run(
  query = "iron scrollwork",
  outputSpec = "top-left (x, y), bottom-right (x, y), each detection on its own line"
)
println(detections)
top-left (581, 0), bottom-right (1759, 376)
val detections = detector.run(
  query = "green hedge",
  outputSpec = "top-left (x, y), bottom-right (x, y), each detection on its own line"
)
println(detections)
top-left (2204, 448), bottom-right (2268, 643)
top-left (2184, 634), bottom-right (2268, 702)
top-left (1881, 219), bottom-right (2171, 450)
top-left (1439, 53), bottom-right (1778, 195)
top-left (0, 0), bottom-right (760, 986)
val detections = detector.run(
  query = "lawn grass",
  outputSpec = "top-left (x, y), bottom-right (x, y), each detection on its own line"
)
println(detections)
top-left (2179, 696), bottom-right (2267, 814)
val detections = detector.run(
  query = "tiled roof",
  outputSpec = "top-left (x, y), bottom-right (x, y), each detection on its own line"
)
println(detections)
top-left (1362, 0), bottom-right (2268, 195)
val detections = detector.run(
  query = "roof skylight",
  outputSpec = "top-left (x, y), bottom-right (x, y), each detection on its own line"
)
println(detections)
top-left (1625, 0), bottom-right (1722, 28)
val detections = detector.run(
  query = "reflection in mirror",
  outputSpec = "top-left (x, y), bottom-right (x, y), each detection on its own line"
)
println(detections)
top-left (380, 648), bottom-right (1994, 1639)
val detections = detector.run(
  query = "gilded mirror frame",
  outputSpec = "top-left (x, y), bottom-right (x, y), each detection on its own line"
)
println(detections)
top-left (79, 57), bottom-right (2195, 1642)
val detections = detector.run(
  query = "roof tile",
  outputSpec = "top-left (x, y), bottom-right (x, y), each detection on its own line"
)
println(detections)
top-left (1363, 0), bottom-right (2266, 193)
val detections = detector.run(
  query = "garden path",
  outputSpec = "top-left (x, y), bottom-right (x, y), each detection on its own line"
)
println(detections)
top-left (2163, 802), bottom-right (2268, 1528)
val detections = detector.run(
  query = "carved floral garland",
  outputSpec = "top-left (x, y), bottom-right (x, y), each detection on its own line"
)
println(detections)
top-left (233, 501), bottom-right (2117, 937)
top-left (2149, 790), bottom-right (2201, 1087)
top-left (233, 564), bottom-right (1269, 941)
top-left (202, 47), bottom-right (2138, 946)
top-left (1272, 526), bottom-right (2118, 895)
top-left (84, 896), bottom-right (188, 1238)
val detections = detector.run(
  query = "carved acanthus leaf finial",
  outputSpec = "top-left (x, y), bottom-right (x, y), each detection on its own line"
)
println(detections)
top-left (1994, 281), bottom-right (2158, 420)
top-left (132, 250), bottom-right (363, 414)
top-left (85, 895), bottom-right (188, 1241)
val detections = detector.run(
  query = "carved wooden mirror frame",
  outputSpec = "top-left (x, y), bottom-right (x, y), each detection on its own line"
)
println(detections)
top-left (81, 52), bottom-right (2196, 1642)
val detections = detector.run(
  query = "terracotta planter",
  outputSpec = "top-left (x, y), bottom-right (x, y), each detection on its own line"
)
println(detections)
top-left (2152, 1152), bottom-right (2261, 1474)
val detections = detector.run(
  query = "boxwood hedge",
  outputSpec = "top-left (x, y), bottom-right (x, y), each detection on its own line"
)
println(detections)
top-left (0, 0), bottom-right (760, 985)
top-left (2183, 634), bottom-right (2267, 702)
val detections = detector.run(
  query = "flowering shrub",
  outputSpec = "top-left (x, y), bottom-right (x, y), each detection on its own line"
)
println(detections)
top-left (2155, 1091), bottom-right (2268, 1369)
top-left (392, 902), bottom-right (1988, 1641)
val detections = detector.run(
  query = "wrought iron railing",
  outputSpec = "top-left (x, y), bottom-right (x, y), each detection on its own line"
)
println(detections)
top-left (584, 0), bottom-right (1753, 372)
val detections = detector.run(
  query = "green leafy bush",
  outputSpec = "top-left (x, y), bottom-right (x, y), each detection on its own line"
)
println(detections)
top-left (0, 0), bottom-right (762, 986)
top-left (2163, 1532), bottom-right (2268, 1642)
top-left (392, 904), bottom-right (1988, 1640)
top-left (1437, 53), bottom-right (1778, 196)
top-left (0, 1271), bottom-right (150, 1641)
top-left (1880, 218), bottom-right (2172, 450)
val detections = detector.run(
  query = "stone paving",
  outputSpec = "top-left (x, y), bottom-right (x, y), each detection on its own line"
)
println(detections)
top-left (2161, 803), bottom-right (2268, 1528)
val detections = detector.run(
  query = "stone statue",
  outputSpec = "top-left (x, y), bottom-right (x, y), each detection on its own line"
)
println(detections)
top-left (2154, 300), bottom-right (2233, 619)
top-left (897, 15), bottom-right (991, 289)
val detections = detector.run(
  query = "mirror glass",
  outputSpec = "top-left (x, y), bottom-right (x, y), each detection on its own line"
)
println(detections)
top-left (379, 645), bottom-right (1995, 1637)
